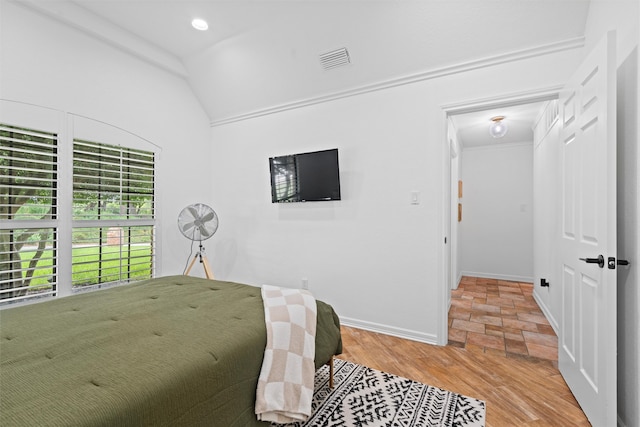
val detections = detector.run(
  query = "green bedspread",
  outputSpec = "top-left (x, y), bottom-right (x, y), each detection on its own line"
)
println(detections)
top-left (0, 275), bottom-right (342, 426)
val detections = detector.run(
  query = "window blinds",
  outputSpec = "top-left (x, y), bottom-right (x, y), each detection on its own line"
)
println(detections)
top-left (71, 226), bottom-right (154, 288)
top-left (1, 124), bottom-right (157, 304)
top-left (73, 139), bottom-right (155, 220)
top-left (71, 139), bottom-right (155, 289)
top-left (0, 124), bottom-right (58, 220)
top-left (0, 124), bottom-right (58, 303)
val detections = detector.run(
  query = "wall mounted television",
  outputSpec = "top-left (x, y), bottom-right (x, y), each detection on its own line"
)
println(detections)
top-left (269, 148), bottom-right (341, 203)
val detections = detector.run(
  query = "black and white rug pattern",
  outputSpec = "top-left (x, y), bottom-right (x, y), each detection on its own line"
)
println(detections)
top-left (285, 358), bottom-right (485, 427)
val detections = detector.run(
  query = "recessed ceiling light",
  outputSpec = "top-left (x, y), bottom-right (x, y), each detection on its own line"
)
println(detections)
top-left (191, 18), bottom-right (208, 31)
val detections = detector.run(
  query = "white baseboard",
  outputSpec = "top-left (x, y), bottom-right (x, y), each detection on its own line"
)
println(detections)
top-left (460, 271), bottom-right (533, 283)
top-left (339, 316), bottom-right (439, 346)
top-left (452, 272), bottom-right (463, 290)
top-left (532, 292), bottom-right (559, 335)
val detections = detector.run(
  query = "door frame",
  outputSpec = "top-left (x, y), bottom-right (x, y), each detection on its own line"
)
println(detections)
top-left (439, 85), bottom-right (562, 345)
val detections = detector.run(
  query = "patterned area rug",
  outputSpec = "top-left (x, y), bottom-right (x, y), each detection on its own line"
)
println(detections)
top-left (285, 358), bottom-right (485, 427)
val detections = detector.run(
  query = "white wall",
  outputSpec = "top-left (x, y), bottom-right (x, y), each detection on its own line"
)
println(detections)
top-left (0, 1), bottom-right (212, 276)
top-left (211, 87), bottom-right (444, 342)
top-left (209, 47), bottom-right (583, 343)
top-left (448, 119), bottom-right (463, 290)
top-left (532, 101), bottom-right (561, 332)
top-left (459, 143), bottom-right (533, 282)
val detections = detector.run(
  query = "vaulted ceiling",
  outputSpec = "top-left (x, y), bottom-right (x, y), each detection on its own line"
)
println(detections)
top-left (19, 0), bottom-right (591, 144)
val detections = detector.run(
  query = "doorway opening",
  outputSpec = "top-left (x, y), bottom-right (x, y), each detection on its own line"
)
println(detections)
top-left (441, 87), bottom-right (560, 358)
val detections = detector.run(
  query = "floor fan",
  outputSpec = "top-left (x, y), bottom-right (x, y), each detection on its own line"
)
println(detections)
top-left (178, 203), bottom-right (219, 279)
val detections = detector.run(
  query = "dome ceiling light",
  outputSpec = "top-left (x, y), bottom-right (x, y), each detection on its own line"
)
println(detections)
top-left (489, 115), bottom-right (508, 138)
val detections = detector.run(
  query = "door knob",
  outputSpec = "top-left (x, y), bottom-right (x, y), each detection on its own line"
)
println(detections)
top-left (579, 255), bottom-right (605, 268)
top-left (608, 257), bottom-right (630, 269)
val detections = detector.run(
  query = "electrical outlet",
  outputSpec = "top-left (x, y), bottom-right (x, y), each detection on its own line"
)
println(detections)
top-left (301, 278), bottom-right (309, 290)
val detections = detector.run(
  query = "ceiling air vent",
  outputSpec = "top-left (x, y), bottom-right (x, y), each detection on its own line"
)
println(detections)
top-left (319, 48), bottom-right (351, 71)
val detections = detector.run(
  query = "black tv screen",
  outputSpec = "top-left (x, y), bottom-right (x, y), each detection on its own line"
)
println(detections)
top-left (269, 148), bottom-right (341, 203)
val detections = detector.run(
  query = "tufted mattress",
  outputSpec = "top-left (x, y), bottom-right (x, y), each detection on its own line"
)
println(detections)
top-left (0, 275), bottom-right (342, 426)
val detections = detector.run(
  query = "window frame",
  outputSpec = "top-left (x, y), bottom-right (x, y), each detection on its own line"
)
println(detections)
top-left (0, 102), bottom-right (161, 306)
top-left (71, 137), bottom-right (156, 291)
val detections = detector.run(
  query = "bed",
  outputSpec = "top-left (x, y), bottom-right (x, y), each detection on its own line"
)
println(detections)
top-left (0, 275), bottom-right (342, 426)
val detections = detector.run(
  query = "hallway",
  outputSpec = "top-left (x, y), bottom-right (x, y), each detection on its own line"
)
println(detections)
top-left (448, 276), bottom-right (558, 362)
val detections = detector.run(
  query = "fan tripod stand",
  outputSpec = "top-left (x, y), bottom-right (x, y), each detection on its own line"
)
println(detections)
top-left (184, 242), bottom-right (214, 280)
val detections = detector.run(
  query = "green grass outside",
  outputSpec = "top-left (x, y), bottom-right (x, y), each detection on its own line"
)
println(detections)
top-left (18, 245), bottom-right (153, 289)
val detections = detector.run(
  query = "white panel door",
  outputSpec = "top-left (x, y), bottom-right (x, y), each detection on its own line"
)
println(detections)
top-left (558, 31), bottom-right (617, 427)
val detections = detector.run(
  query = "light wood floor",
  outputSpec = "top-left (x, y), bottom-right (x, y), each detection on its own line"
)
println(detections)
top-left (338, 325), bottom-right (590, 426)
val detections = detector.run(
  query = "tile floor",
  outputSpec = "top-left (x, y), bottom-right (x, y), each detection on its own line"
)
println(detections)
top-left (448, 276), bottom-right (558, 363)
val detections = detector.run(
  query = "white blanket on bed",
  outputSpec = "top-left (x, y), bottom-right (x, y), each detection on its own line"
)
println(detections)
top-left (255, 285), bottom-right (317, 424)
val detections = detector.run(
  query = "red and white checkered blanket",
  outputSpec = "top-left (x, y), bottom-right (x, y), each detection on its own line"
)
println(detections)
top-left (255, 285), bottom-right (317, 424)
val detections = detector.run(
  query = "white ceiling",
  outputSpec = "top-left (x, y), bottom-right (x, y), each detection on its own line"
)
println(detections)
top-left (450, 101), bottom-right (547, 149)
top-left (68, 0), bottom-right (590, 63)
top-left (20, 0), bottom-right (591, 144)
